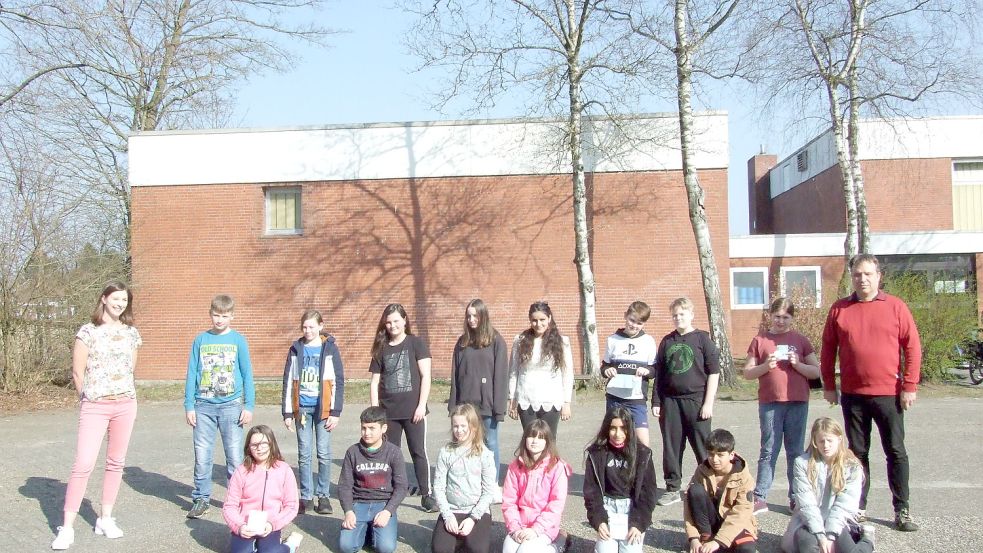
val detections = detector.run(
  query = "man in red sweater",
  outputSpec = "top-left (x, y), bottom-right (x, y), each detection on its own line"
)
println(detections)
top-left (821, 253), bottom-right (921, 532)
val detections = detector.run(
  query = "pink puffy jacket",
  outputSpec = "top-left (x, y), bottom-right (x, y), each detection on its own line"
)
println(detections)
top-left (502, 455), bottom-right (571, 541)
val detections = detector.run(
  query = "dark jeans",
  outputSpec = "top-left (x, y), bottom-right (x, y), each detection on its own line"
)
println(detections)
top-left (387, 417), bottom-right (432, 496)
top-left (840, 393), bottom-right (909, 511)
top-left (230, 529), bottom-right (287, 553)
top-left (793, 526), bottom-right (872, 553)
top-left (660, 396), bottom-right (710, 491)
top-left (431, 513), bottom-right (492, 553)
top-left (517, 406), bottom-right (561, 439)
top-left (686, 485), bottom-right (756, 553)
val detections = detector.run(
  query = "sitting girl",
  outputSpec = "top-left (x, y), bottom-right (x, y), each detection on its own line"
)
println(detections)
top-left (223, 425), bottom-right (304, 553)
top-left (431, 403), bottom-right (497, 553)
top-left (502, 420), bottom-right (571, 553)
top-left (584, 407), bottom-right (658, 553)
top-left (782, 417), bottom-right (875, 553)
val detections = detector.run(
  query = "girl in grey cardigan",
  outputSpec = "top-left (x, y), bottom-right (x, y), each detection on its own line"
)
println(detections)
top-left (782, 418), bottom-right (874, 553)
top-left (431, 404), bottom-right (497, 553)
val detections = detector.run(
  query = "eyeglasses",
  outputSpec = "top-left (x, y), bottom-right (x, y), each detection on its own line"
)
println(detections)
top-left (248, 441), bottom-right (270, 450)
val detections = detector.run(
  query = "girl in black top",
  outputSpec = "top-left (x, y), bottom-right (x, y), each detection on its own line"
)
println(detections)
top-left (369, 303), bottom-right (436, 512)
top-left (584, 406), bottom-right (658, 553)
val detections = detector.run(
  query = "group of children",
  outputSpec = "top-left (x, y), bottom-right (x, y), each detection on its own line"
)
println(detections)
top-left (170, 293), bottom-right (876, 553)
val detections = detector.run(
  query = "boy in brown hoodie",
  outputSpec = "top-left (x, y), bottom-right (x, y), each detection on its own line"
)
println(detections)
top-left (683, 429), bottom-right (758, 553)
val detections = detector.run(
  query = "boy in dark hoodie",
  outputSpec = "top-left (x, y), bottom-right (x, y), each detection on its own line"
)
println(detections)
top-left (338, 407), bottom-right (408, 553)
top-left (683, 429), bottom-right (757, 553)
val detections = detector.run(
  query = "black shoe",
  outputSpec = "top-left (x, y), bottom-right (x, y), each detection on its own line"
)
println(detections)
top-left (299, 498), bottom-right (314, 515)
top-left (316, 496), bottom-right (333, 515)
top-left (187, 498), bottom-right (209, 519)
top-left (421, 494), bottom-right (438, 513)
top-left (895, 508), bottom-right (919, 532)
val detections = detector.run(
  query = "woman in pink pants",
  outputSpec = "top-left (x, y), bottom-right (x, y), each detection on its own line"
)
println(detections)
top-left (51, 282), bottom-right (142, 550)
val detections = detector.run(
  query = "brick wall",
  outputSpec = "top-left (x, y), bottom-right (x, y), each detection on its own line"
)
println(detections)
top-left (767, 158), bottom-right (954, 234)
top-left (131, 169), bottom-right (731, 380)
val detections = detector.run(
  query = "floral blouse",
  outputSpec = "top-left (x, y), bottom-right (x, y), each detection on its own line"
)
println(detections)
top-left (77, 323), bottom-right (142, 401)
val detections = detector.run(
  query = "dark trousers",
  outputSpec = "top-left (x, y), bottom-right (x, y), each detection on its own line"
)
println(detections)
top-left (230, 529), bottom-right (286, 553)
top-left (840, 393), bottom-right (909, 512)
top-left (686, 485), bottom-right (756, 553)
top-left (431, 513), bottom-right (492, 553)
top-left (518, 407), bottom-right (561, 439)
top-left (387, 417), bottom-right (431, 496)
top-left (660, 396), bottom-right (710, 491)
top-left (793, 526), bottom-right (872, 553)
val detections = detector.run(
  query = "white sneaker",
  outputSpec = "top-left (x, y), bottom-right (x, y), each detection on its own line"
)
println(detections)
top-left (862, 524), bottom-right (876, 547)
top-left (94, 517), bottom-right (124, 539)
top-left (284, 531), bottom-right (304, 553)
top-left (51, 527), bottom-right (74, 550)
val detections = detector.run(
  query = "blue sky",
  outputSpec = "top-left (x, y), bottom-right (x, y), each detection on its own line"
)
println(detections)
top-left (235, 3), bottom-right (801, 236)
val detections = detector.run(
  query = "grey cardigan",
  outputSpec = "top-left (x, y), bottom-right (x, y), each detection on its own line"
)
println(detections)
top-left (783, 454), bottom-right (863, 551)
top-left (432, 443), bottom-right (497, 521)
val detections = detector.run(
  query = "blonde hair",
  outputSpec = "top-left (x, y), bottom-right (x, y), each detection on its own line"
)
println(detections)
top-left (449, 403), bottom-right (486, 457)
top-left (669, 297), bottom-right (694, 312)
top-left (806, 417), bottom-right (860, 495)
top-left (210, 294), bottom-right (235, 314)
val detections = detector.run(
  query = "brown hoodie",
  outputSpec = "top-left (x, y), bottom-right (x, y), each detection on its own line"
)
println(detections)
top-left (682, 453), bottom-right (758, 547)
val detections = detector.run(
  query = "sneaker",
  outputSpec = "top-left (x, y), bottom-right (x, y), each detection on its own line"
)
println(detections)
top-left (557, 529), bottom-right (571, 553)
top-left (94, 517), bottom-right (123, 539)
top-left (752, 499), bottom-right (769, 515)
top-left (421, 494), bottom-right (438, 512)
top-left (284, 531), bottom-right (304, 553)
top-left (657, 490), bottom-right (681, 506)
top-left (862, 524), bottom-right (876, 546)
top-left (894, 508), bottom-right (919, 532)
top-left (186, 498), bottom-right (209, 519)
top-left (315, 496), bottom-right (333, 515)
top-left (299, 498), bottom-right (314, 515)
top-left (51, 526), bottom-right (74, 550)
top-left (854, 509), bottom-right (867, 524)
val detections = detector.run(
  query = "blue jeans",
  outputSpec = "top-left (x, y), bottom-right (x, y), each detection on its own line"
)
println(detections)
top-left (338, 501), bottom-right (398, 553)
top-left (754, 401), bottom-right (808, 501)
top-left (192, 399), bottom-right (243, 500)
top-left (482, 416), bottom-right (500, 481)
top-left (296, 405), bottom-right (332, 499)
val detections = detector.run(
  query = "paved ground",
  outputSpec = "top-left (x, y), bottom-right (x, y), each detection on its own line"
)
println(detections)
top-left (7, 392), bottom-right (982, 552)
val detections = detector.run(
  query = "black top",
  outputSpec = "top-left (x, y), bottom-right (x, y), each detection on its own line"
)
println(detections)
top-left (370, 334), bottom-right (432, 420)
top-left (603, 448), bottom-right (632, 499)
top-left (448, 331), bottom-right (509, 420)
top-left (652, 329), bottom-right (720, 407)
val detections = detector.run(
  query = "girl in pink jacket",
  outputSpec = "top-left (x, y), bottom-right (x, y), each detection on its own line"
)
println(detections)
top-left (502, 419), bottom-right (571, 553)
top-left (223, 425), bottom-right (304, 553)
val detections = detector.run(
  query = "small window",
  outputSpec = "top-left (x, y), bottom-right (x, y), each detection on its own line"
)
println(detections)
top-left (781, 266), bottom-right (821, 307)
top-left (731, 268), bottom-right (768, 309)
top-left (265, 187), bottom-right (302, 235)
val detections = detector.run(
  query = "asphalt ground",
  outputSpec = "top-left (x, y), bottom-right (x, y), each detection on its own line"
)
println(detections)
top-left (7, 393), bottom-right (982, 552)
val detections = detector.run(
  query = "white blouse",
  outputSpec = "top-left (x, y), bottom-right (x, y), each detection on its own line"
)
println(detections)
top-left (508, 334), bottom-right (574, 411)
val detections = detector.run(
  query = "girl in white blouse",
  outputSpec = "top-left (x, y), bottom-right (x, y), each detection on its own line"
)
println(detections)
top-left (508, 301), bottom-right (573, 438)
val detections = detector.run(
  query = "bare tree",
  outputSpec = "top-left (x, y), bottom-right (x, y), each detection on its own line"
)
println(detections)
top-left (760, 0), bottom-right (981, 288)
top-left (19, 0), bottom-right (335, 252)
top-left (402, 0), bottom-right (661, 377)
top-left (622, 0), bottom-right (748, 385)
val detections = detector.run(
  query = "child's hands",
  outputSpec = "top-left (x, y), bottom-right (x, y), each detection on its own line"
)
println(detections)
top-left (239, 409), bottom-right (253, 426)
top-left (635, 367), bottom-right (650, 377)
top-left (651, 406), bottom-right (661, 418)
top-left (689, 538), bottom-right (702, 553)
top-left (766, 353), bottom-right (779, 370)
top-left (508, 400), bottom-right (519, 420)
top-left (699, 540), bottom-right (721, 553)
top-left (699, 403), bottom-right (714, 420)
top-left (239, 525), bottom-right (256, 538)
top-left (560, 402), bottom-right (571, 421)
top-left (787, 352), bottom-right (799, 367)
top-left (324, 416), bottom-right (339, 431)
top-left (185, 411), bottom-right (197, 427)
top-left (603, 367), bottom-right (618, 378)
top-left (597, 522), bottom-right (611, 541)
top-left (259, 522), bottom-right (273, 537)
top-left (511, 529), bottom-right (537, 543)
top-left (443, 515), bottom-right (460, 534)
top-left (373, 509), bottom-right (392, 528)
top-left (284, 418), bottom-right (294, 432)
top-left (627, 527), bottom-right (643, 545)
top-left (342, 511), bottom-right (357, 530)
top-left (457, 517), bottom-right (475, 536)
top-left (412, 404), bottom-right (426, 423)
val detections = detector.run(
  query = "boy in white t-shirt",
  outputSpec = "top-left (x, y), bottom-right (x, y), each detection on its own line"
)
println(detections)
top-left (602, 301), bottom-right (658, 446)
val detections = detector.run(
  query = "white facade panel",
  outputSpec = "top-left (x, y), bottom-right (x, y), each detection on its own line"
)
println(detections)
top-left (730, 231), bottom-right (983, 258)
top-left (129, 113), bottom-right (729, 187)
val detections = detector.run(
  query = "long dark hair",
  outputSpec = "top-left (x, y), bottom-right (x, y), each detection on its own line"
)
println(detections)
top-left (242, 425), bottom-right (285, 471)
top-left (371, 303), bottom-right (412, 361)
top-left (515, 301), bottom-right (565, 372)
top-left (586, 406), bottom-right (639, 483)
top-left (459, 298), bottom-right (495, 349)
top-left (514, 419), bottom-right (562, 472)
top-left (90, 281), bottom-right (134, 326)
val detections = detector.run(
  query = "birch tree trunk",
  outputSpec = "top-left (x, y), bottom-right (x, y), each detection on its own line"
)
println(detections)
top-left (848, 66), bottom-right (871, 254)
top-left (673, 0), bottom-right (735, 385)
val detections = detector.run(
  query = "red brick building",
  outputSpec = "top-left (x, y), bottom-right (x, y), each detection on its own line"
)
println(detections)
top-left (129, 115), bottom-right (732, 379)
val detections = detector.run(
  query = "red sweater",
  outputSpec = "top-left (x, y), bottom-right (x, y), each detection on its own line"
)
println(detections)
top-left (821, 291), bottom-right (921, 395)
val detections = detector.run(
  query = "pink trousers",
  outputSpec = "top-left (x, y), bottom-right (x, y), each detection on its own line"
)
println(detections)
top-left (63, 398), bottom-right (138, 513)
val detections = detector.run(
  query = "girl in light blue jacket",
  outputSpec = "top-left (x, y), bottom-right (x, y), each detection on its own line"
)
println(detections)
top-left (782, 418), bottom-right (874, 553)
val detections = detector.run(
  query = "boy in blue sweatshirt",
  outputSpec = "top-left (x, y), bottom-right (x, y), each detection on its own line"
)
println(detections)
top-left (184, 294), bottom-right (256, 519)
